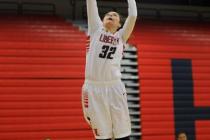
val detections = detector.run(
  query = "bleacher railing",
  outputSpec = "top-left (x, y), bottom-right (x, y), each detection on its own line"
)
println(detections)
top-left (73, 0), bottom-right (210, 21)
top-left (0, 1), bottom-right (56, 15)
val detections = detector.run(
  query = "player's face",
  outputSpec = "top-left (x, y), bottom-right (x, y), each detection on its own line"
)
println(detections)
top-left (177, 133), bottom-right (187, 140)
top-left (103, 11), bottom-right (121, 31)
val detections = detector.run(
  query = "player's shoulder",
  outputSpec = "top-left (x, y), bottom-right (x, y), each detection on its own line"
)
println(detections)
top-left (94, 25), bottom-right (104, 34)
top-left (117, 29), bottom-right (123, 35)
top-left (88, 24), bottom-right (103, 36)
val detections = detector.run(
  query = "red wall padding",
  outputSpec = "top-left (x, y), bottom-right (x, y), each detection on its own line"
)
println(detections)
top-left (0, 16), bottom-right (93, 140)
top-left (133, 21), bottom-right (210, 140)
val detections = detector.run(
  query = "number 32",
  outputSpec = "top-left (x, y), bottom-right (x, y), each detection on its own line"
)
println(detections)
top-left (99, 45), bottom-right (117, 59)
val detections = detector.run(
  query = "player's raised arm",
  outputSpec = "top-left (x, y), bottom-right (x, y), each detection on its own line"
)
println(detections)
top-left (121, 0), bottom-right (137, 42)
top-left (86, 0), bottom-right (102, 36)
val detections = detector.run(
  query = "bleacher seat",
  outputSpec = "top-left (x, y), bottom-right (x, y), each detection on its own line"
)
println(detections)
top-left (0, 15), bottom-right (93, 140)
top-left (132, 20), bottom-right (210, 140)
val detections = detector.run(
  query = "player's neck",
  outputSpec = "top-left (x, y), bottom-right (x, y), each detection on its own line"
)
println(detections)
top-left (105, 27), bottom-right (117, 34)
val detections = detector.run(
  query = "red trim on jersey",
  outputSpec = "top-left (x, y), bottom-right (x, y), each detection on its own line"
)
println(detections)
top-left (86, 36), bottom-right (90, 53)
top-left (83, 91), bottom-right (89, 108)
top-left (94, 129), bottom-right (100, 136)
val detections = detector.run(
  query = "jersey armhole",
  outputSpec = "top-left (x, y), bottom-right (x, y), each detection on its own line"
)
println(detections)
top-left (118, 29), bottom-right (127, 46)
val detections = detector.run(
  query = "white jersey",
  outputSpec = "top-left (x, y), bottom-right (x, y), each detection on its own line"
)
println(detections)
top-left (85, 0), bottom-right (137, 82)
top-left (85, 27), bottom-right (125, 81)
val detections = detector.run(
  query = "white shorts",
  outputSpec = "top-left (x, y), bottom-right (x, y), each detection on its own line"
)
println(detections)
top-left (82, 80), bottom-right (131, 139)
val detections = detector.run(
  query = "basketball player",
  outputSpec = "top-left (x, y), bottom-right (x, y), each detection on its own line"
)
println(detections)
top-left (82, 0), bottom-right (137, 139)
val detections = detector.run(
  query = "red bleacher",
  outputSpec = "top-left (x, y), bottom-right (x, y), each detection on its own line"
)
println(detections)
top-left (2, 15), bottom-right (210, 140)
top-left (133, 20), bottom-right (210, 140)
top-left (0, 16), bottom-right (93, 140)
top-left (131, 20), bottom-right (210, 46)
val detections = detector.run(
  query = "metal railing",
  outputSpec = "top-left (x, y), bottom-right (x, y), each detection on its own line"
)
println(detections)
top-left (0, 1), bottom-right (56, 15)
top-left (74, 0), bottom-right (210, 21)
top-left (0, 1), bottom-right (18, 14)
top-left (121, 46), bottom-right (141, 140)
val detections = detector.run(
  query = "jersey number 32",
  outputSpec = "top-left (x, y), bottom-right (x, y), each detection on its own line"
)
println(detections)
top-left (99, 45), bottom-right (116, 59)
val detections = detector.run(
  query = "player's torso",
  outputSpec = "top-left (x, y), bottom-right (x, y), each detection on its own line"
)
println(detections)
top-left (85, 27), bottom-right (124, 81)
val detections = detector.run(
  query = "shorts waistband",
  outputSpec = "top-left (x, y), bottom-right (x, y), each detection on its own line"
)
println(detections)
top-left (84, 79), bottom-right (121, 86)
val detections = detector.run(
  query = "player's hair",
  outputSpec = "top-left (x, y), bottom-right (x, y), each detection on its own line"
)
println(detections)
top-left (117, 12), bottom-right (125, 30)
top-left (177, 131), bottom-right (188, 138)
